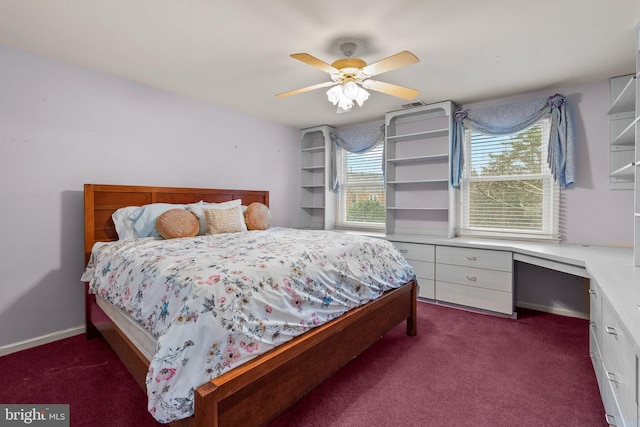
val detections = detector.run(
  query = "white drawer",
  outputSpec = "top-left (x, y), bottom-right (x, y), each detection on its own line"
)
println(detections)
top-left (601, 373), bottom-right (623, 427)
top-left (601, 297), bottom-right (637, 426)
top-left (412, 260), bottom-right (434, 280)
top-left (392, 242), bottom-right (435, 262)
top-left (417, 279), bottom-right (435, 299)
top-left (436, 263), bottom-right (512, 292)
top-left (435, 281), bottom-right (513, 315)
top-left (437, 246), bottom-right (512, 272)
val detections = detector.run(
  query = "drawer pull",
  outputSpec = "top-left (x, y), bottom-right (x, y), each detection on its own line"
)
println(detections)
top-left (605, 371), bottom-right (618, 384)
top-left (399, 249), bottom-right (408, 254)
top-left (605, 413), bottom-right (617, 426)
top-left (605, 326), bottom-right (617, 336)
top-left (466, 275), bottom-right (477, 281)
top-left (466, 255), bottom-right (477, 261)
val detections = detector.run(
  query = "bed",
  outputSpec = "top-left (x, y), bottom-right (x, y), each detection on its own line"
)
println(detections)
top-left (82, 183), bottom-right (418, 427)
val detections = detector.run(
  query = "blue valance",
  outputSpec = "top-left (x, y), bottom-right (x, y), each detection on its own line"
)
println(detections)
top-left (451, 94), bottom-right (575, 188)
top-left (330, 125), bottom-right (385, 191)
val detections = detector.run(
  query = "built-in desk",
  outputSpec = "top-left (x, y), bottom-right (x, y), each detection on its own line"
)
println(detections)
top-left (386, 233), bottom-right (640, 426)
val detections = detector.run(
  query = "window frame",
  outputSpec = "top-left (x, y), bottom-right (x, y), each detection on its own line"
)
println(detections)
top-left (456, 117), bottom-right (560, 242)
top-left (335, 142), bottom-right (386, 231)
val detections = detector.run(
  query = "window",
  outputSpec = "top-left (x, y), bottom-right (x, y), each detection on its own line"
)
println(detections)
top-left (457, 118), bottom-right (560, 241)
top-left (335, 142), bottom-right (385, 231)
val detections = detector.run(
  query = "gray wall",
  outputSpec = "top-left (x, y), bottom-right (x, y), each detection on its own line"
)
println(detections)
top-left (0, 44), bottom-right (300, 347)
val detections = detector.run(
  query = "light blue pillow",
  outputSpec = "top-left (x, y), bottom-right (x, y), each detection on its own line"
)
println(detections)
top-left (129, 203), bottom-right (187, 238)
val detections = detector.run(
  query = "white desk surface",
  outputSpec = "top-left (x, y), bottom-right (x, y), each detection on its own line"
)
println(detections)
top-left (386, 233), bottom-right (640, 352)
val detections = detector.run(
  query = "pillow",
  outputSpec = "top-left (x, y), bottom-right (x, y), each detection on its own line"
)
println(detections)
top-left (155, 209), bottom-right (199, 239)
top-left (112, 206), bottom-right (140, 240)
top-left (188, 199), bottom-right (247, 234)
top-left (244, 202), bottom-right (271, 230)
top-left (204, 206), bottom-right (245, 234)
top-left (129, 203), bottom-right (187, 238)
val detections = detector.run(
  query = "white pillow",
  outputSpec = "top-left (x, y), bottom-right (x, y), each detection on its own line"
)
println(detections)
top-left (187, 199), bottom-right (247, 234)
top-left (129, 203), bottom-right (187, 238)
top-left (112, 206), bottom-right (140, 240)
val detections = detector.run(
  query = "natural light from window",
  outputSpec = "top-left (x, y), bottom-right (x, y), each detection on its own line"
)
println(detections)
top-left (458, 119), bottom-right (560, 241)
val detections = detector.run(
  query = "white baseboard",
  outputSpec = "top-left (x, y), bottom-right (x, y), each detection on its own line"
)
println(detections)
top-left (517, 302), bottom-right (589, 320)
top-left (0, 325), bottom-right (85, 357)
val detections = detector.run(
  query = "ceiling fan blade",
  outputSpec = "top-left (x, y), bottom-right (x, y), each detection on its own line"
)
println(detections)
top-left (360, 51), bottom-right (419, 77)
top-left (362, 80), bottom-right (420, 100)
top-left (290, 53), bottom-right (339, 74)
top-left (276, 81), bottom-right (337, 98)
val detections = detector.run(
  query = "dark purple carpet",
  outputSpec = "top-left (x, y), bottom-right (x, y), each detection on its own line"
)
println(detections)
top-left (0, 302), bottom-right (606, 426)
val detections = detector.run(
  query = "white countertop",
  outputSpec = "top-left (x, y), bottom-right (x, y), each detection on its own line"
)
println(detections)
top-left (386, 233), bottom-right (640, 351)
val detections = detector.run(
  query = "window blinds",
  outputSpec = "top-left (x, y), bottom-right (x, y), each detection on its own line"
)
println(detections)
top-left (335, 143), bottom-right (385, 230)
top-left (458, 120), bottom-right (560, 241)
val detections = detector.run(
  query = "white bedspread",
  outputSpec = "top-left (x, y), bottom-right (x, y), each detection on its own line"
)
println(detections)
top-left (81, 228), bottom-right (415, 423)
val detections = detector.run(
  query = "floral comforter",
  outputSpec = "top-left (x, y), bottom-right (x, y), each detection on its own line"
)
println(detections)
top-left (81, 227), bottom-right (415, 423)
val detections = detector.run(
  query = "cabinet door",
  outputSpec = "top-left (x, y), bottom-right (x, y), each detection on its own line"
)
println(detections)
top-left (589, 280), bottom-right (603, 389)
top-left (601, 296), bottom-right (637, 426)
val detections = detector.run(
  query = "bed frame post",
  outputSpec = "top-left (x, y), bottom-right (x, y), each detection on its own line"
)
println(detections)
top-left (194, 383), bottom-right (219, 427)
top-left (407, 280), bottom-right (418, 336)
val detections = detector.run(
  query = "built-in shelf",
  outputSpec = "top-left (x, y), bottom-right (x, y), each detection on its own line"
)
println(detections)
top-left (610, 162), bottom-right (636, 178)
top-left (387, 179), bottom-right (449, 185)
top-left (301, 146), bottom-right (325, 152)
top-left (385, 101), bottom-right (455, 237)
top-left (386, 154), bottom-right (449, 164)
top-left (608, 74), bottom-right (636, 114)
top-left (612, 115), bottom-right (640, 146)
top-left (300, 125), bottom-right (335, 230)
top-left (609, 74), bottom-right (636, 190)
top-left (386, 128), bottom-right (449, 142)
top-left (386, 206), bottom-right (449, 211)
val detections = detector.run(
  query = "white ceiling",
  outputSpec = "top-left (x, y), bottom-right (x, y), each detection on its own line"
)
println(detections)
top-left (1, 1), bottom-right (639, 129)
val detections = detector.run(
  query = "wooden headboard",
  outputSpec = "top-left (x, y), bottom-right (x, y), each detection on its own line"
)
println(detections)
top-left (84, 184), bottom-right (269, 263)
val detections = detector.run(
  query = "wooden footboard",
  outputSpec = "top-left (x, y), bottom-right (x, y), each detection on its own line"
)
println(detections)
top-left (188, 280), bottom-right (417, 427)
top-left (87, 280), bottom-right (417, 427)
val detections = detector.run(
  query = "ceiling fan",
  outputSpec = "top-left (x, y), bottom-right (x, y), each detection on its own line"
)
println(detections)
top-left (276, 43), bottom-right (420, 113)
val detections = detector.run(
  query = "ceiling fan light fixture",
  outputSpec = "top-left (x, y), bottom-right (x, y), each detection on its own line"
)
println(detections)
top-left (343, 81), bottom-right (359, 100)
top-left (326, 85), bottom-right (343, 105)
top-left (354, 86), bottom-right (370, 107)
top-left (327, 82), bottom-right (368, 112)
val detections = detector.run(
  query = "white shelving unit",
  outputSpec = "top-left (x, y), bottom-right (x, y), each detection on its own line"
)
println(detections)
top-left (635, 25), bottom-right (640, 267)
top-left (384, 101), bottom-right (456, 237)
top-left (299, 125), bottom-right (335, 230)
top-left (609, 74), bottom-right (636, 190)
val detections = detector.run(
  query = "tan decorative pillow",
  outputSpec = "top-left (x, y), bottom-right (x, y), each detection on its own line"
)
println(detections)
top-left (244, 202), bottom-right (271, 230)
top-left (155, 209), bottom-right (199, 239)
top-left (204, 206), bottom-right (245, 234)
